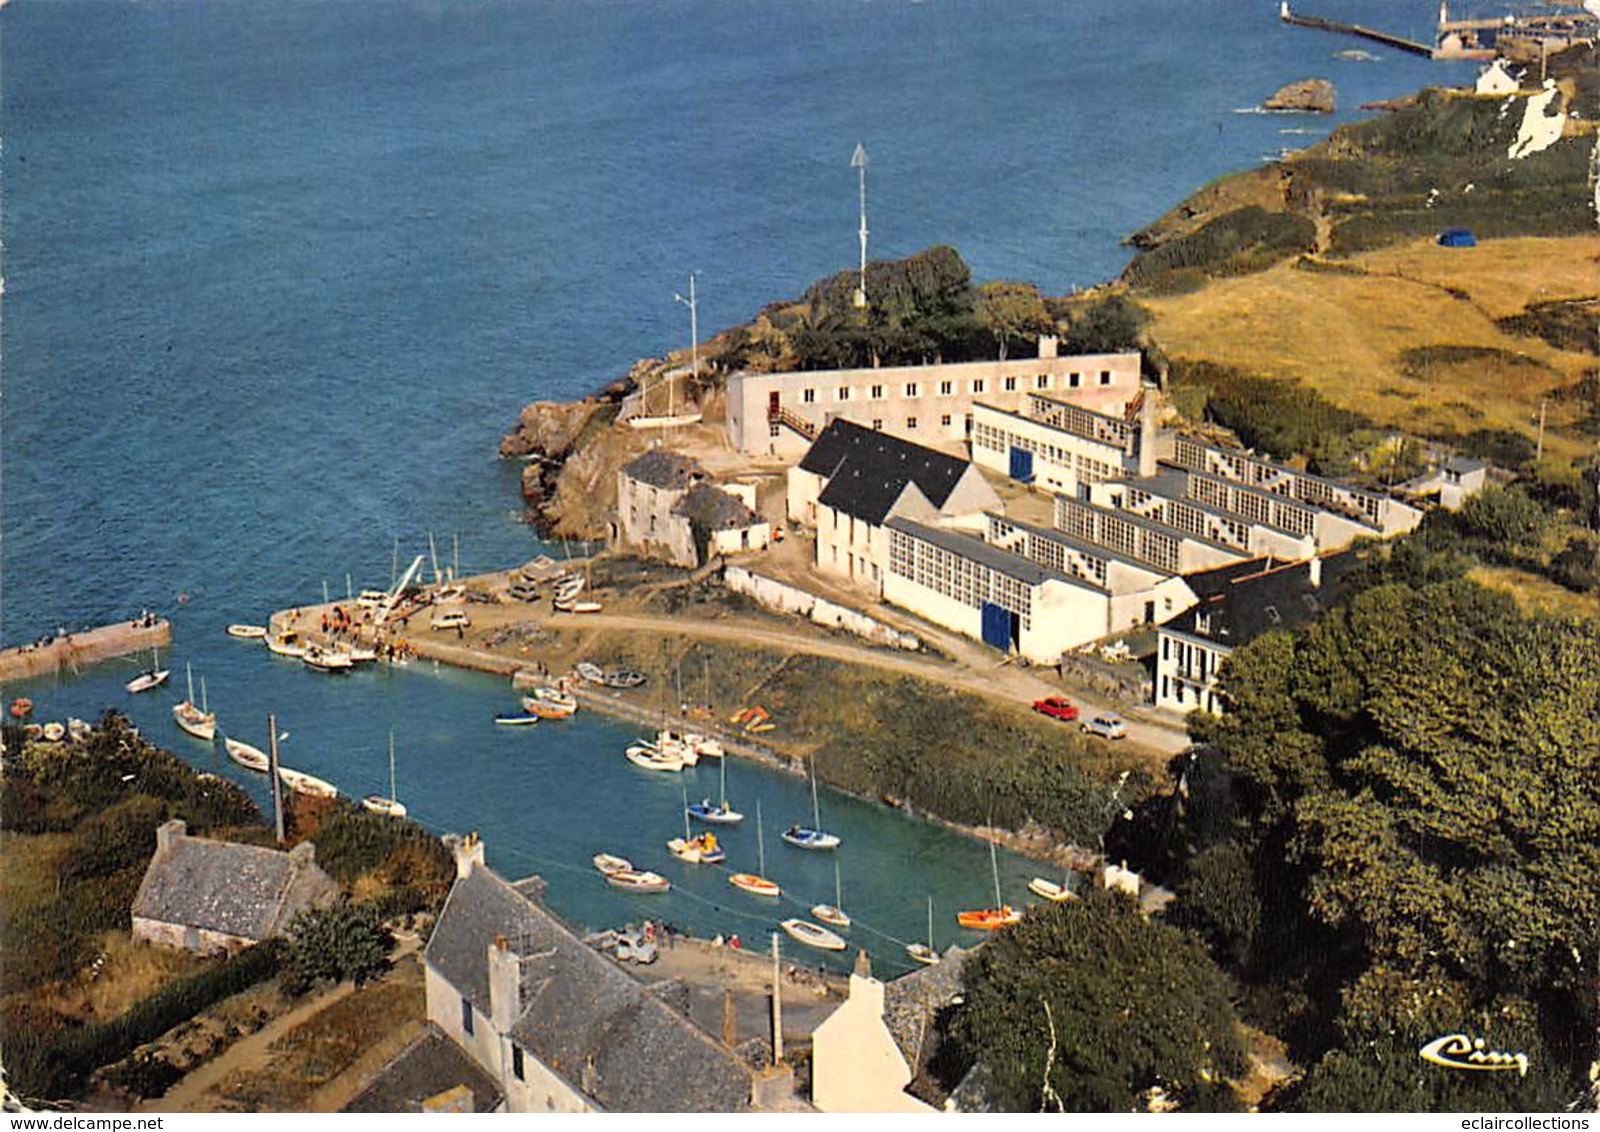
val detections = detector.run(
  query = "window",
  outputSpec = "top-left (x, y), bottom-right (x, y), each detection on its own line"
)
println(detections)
top-left (1100, 370), bottom-right (1112, 386)
top-left (513, 1046), bottom-right (525, 1081)
top-left (870, 384), bottom-right (884, 399)
top-left (1069, 372), bottom-right (1081, 388)
top-left (905, 382), bottom-right (919, 397)
top-left (941, 413), bottom-right (952, 428)
top-left (803, 388), bottom-right (816, 404)
top-left (872, 418), bottom-right (883, 431)
top-left (837, 386), bottom-right (850, 401)
top-left (972, 379), bottom-right (985, 394)
top-left (1004, 377), bottom-right (1018, 392)
top-left (1036, 374), bottom-right (1049, 389)
top-left (906, 416), bottom-right (918, 430)
top-left (461, 997), bottom-right (474, 1036)
top-left (939, 380), bottom-right (953, 396)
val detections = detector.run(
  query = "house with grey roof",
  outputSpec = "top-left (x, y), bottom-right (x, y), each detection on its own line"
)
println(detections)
top-left (423, 836), bottom-right (756, 1113)
top-left (131, 819), bottom-right (339, 957)
top-left (615, 448), bottom-right (770, 567)
top-left (787, 419), bottom-right (999, 595)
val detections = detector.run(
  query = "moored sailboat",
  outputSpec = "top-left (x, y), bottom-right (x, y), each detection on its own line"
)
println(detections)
top-left (172, 664), bottom-right (216, 741)
top-left (728, 801), bottom-right (781, 897)
top-left (956, 839), bottom-right (1021, 931)
top-left (362, 732), bottom-right (407, 818)
top-left (781, 754), bottom-right (840, 850)
top-left (906, 895), bottom-right (941, 966)
top-left (811, 859), bottom-right (851, 929)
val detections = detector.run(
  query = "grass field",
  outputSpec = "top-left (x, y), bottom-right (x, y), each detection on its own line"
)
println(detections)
top-left (1143, 235), bottom-right (1600, 465)
top-left (1468, 564), bottom-right (1600, 621)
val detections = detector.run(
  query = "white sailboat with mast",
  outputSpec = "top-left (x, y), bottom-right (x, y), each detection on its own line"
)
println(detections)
top-left (172, 663), bottom-right (216, 741)
top-left (362, 732), bottom-right (407, 818)
top-left (782, 754), bottom-right (840, 850)
top-left (811, 858), bottom-right (850, 929)
top-left (906, 895), bottom-right (941, 966)
top-left (728, 800), bottom-right (780, 897)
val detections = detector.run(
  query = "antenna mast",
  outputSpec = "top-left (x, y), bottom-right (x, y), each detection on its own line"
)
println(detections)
top-left (673, 273), bottom-right (699, 420)
top-left (851, 143), bottom-right (869, 309)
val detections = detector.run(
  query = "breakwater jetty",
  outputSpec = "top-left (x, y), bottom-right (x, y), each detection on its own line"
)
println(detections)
top-left (0, 616), bottom-right (171, 683)
top-left (1278, 2), bottom-right (1433, 57)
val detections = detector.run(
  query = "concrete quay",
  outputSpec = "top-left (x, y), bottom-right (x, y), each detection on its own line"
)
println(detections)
top-left (0, 617), bottom-right (171, 684)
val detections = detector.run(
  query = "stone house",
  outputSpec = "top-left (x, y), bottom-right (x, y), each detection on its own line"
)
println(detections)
top-left (615, 448), bottom-right (770, 567)
top-left (131, 819), bottom-right (339, 956)
top-left (423, 837), bottom-right (756, 1112)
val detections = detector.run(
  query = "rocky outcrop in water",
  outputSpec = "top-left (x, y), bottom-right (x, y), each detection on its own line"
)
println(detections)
top-left (1263, 78), bottom-right (1335, 113)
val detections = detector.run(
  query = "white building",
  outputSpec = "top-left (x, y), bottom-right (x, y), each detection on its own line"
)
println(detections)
top-left (789, 419), bottom-right (999, 595)
top-left (726, 341), bottom-right (1143, 458)
top-left (970, 390), bottom-right (1160, 494)
top-left (616, 449), bottom-right (770, 567)
top-left (811, 953), bottom-right (935, 1113)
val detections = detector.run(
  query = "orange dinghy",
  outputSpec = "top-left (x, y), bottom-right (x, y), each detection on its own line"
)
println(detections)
top-left (956, 906), bottom-right (1022, 931)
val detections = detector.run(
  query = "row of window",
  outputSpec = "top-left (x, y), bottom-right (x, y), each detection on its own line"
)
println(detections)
top-left (1173, 436), bottom-right (1384, 527)
top-left (1027, 396), bottom-right (1133, 448)
top-left (887, 529), bottom-right (1034, 631)
top-left (1161, 674), bottom-right (1219, 713)
top-left (971, 421), bottom-right (1122, 483)
top-left (1054, 498), bottom-right (1181, 573)
top-left (795, 369), bottom-right (1114, 406)
top-left (1161, 634), bottom-right (1219, 682)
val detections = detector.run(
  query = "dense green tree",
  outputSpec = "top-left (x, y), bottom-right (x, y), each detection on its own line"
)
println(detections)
top-left (1450, 483), bottom-right (1546, 548)
top-left (975, 280), bottom-right (1054, 360)
top-left (951, 892), bottom-right (1247, 1112)
top-left (1063, 293), bottom-right (1150, 355)
top-left (279, 900), bottom-right (393, 995)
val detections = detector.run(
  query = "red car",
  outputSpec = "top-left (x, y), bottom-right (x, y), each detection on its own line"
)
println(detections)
top-left (1031, 697), bottom-right (1079, 722)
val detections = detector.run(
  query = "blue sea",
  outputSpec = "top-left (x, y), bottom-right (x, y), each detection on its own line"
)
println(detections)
top-left (0, 0), bottom-right (1472, 970)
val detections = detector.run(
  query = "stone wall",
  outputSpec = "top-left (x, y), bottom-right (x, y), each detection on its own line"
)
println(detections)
top-left (723, 567), bottom-right (920, 651)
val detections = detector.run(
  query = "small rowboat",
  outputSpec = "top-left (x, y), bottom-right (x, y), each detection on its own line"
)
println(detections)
top-left (278, 766), bottom-right (338, 799)
top-left (67, 718), bottom-right (93, 742)
top-left (626, 745), bottom-right (684, 772)
top-left (554, 600), bottom-right (602, 614)
top-left (529, 687), bottom-right (578, 712)
top-left (606, 868), bottom-right (670, 894)
top-left (362, 795), bottom-right (408, 818)
top-left (781, 825), bottom-right (840, 851)
top-left (575, 661), bottom-right (606, 684)
top-left (224, 738), bottom-right (270, 773)
top-left (1027, 877), bottom-right (1076, 902)
top-left (592, 853), bottom-right (634, 876)
top-left (782, 919), bottom-right (847, 951)
top-left (126, 668), bottom-right (170, 694)
top-left (728, 873), bottom-right (781, 898)
top-left (956, 906), bottom-right (1022, 931)
top-left (41, 721), bottom-right (67, 742)
top-left (8, 697), bottom-right (34, 718)
top-left (906, 943), bottom-right (941, 966)
top-left (495, 712), bottom-right (541, 726)
top-left (519, 697), bottom-right (574, 719)
top-left (226, 624), bottom-right (267, 639)
top-left (668, 834), bottom-right (726, 865)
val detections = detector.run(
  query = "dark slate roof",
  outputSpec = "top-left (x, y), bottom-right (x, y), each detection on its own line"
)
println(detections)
top-left (424, 866), bottom-right (752, 1113)
top-left (887, 518), bottom-right (1098, 594)
top-left (1444, 455), bottom-right (1486, 475)
top-left (343, 1027), bottom-right (504, 1113)
top-left (131, 834), bottom-right (337, 942)
top-left (1162, 551), bottom-right (1358, 651)
top-left (621, 448), bottom-right (704, 490)
top-left (884, 946), bottom-right (978, 1109)
top-left (671, 483), bottom-right (760, 531)
top-left (803, 419), bottom-right (973, 525)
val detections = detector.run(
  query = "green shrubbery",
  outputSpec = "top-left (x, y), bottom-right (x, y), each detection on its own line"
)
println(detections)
top-left (1123, 207), bottom-right (1315, 294)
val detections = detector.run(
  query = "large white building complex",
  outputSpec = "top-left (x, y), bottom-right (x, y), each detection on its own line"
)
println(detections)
top-left (725, 340), bottom-right (1143, 457)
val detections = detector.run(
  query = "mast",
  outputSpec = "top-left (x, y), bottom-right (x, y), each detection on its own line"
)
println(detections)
top-left (200, 676), bottom-right (208, 715)
top-left (388, 731), bottom-right (398, 803)
top-left (268, 713), bottom-right (284, 843)
top-left (990, 839), bottom-right (1002, 908)
top-left (185, 662), bottom-right (195, 707)
top-left (682, 782), bottom-right (692, 840)
top-left (834, 858), bottom-right (844, 910)
top-left (927, 895), bottom-right (935, 951)
top-left (851, 143), bottom-right (870, 309)
top-left (674, 274), bottom-right (699, 419)
top-left (757, 800), bottom-right (766, 877)
top-left (810, 755), bottom-right (822, 828)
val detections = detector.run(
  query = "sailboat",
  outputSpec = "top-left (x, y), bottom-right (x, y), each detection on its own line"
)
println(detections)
top-left (362, 732), bottom-right (408, 818)
top-left (956, 839), bottom-right (1022, 931)
top-left (126, 648), bottom-right (170, 694)
top-left (687, 752), bottom-right (744, 824)
top-left (811, 858), bottom-right (851, 929)
top-left (782, 754), bottom-right (840, 850)
top-left (669, 783), bottom-right (726, 864)
top-left (728, 800), bottom-right (781, 897)
top-left (171, 663), bottom-right (217, 741)
top-left (906, 896), bottom-right (941, 966)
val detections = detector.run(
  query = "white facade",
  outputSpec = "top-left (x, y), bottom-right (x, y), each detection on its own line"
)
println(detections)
top-left (616, 463), bottom-right (701, 567)
top-left (969, 396), bottom-right (1138, 495)
top-left (727, 346), bottom-right (1143, 457)
top-left (1154, 628), bottom-right (1231, 715)
top-left (811, 968), bottom-right (934, 1113)
top-left (814, 469), bottom-right (996, 595)
top-left (1056, 495), bottom-right (1254, 575)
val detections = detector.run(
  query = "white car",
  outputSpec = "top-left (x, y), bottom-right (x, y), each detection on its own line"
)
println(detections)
top-left (430, 610), bottom-right (471, 631)
top-left (1081, 714), bottom-right (1128, 740)
top-left (355, 590), bottom-right (389, 609)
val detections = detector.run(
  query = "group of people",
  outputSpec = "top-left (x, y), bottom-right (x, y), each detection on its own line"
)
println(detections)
top-left (320, 605), bottom-right (365, 637)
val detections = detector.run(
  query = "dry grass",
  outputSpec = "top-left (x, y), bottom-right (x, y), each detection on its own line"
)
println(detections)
top-left (0, 830), bottom-right (73, 914)
top-left (40, 933), bottom-right (210, 1024)
top-left (1144, 235), bottom-right (1600, 463)
top-left (1467, 564), bottom-right (1600, 621)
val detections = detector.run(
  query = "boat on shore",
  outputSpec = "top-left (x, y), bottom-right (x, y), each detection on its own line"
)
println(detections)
top-left (606, 868), bottom-right (670, 893)
top-left (224, 737), bottom-right (269, 773)
top-left (278, 765), bottom-right (338, 799)
top-left (575, 661), bottom-right (606, 684)
top-left (41, 721), bottom-right (66, 742)
top-left (781, 918), bottom-right (847, 952)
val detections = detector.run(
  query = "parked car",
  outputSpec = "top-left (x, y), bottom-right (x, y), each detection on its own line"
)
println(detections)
top-left (1031, 697), bottom-right (1079, 722)
top-left (430, 610), bottom-right (471, 631)
top-left (1082, 714), bottom-right (1128, 740)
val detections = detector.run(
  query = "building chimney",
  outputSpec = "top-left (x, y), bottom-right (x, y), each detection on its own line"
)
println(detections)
top-left (1137, 389), bottom-right (1158, 479)
top-left (487, 935), bottom-right (521, 1034)
top-left (1037, 334), bottom-right (1059, 360)
top-left (156, 818), bottom-right (187, 856)
top-left (1308, 555), bottom-right (1323, 588)
top-left (454, 831), bottom-right (485, 879)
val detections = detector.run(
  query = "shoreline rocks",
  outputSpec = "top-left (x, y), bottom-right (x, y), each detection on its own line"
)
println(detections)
top-left (1263, 78), bottom-right (1335, 113)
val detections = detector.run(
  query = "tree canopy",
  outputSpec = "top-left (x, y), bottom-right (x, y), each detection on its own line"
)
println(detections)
top-left (951, 892), bottom-right (1246, 1112)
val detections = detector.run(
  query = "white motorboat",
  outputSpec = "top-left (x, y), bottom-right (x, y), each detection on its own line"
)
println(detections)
top-left (224, 737), bottom-right (269, 773)
top-left (1028, 876), bottom-right (1077, 903)
top-left (683, 733), bottom-right (723, 759)
top-left (781, 919), bottom-right (847, 952)
top-left (266, 631), bottom-right (308, 659)
top-left (626, 744), bottom-right (684, 772)
top-left (605, 869), bottom-right (670, 894)
top-left (226, 624), bottom-right (267, 639)
top-left (303, 646), bottom-right (355, 673)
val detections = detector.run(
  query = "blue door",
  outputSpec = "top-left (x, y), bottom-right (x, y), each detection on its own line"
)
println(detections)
top-left (981, 602), bottom-right (1017, 651)
top-left (1009, 446), bottom-right (1034, 484)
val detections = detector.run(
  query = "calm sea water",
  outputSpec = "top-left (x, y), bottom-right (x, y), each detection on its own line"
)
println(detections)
top-left (0, 0), bottom-right (1471, 971)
